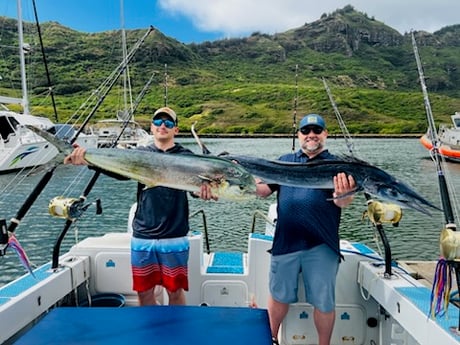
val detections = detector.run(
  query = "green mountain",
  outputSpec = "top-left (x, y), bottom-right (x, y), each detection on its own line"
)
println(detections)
top-left (1, 5), bottom-right (459, 135)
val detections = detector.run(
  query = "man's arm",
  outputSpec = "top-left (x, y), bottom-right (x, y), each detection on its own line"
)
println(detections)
top-left (255, 178), bottom-right (274, 198)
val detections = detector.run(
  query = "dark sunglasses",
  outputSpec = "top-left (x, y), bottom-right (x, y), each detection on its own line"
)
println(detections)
top-left (300, 126), bottom-right (323, 135)
top-left (152, 118), bottom-right (175, 129)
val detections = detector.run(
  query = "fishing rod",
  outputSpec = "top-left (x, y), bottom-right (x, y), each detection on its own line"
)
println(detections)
top-left (322, 77), bottom-right (396, 276)
top-left (322, 77), bottom-right (354, 156)
top-left (164, 64), bottom-right (168, 106)
top-left (291, 64), bottom-right (299, 152)
top-left (71, 26), bottom-right (155, 143)
top-left (413, 31), bottom-right (460, 322)
top-left (1, 27), bottom-right (154, 251)
top-left (412, 31), bottom-right (455, 228)
top-left (50, 53), bottom-right (157, 271)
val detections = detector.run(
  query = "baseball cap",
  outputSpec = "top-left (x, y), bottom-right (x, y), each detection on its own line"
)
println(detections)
top-left (299, 114), bottom-right (326, 129)
top-left (153, 107), bottom-right (177, 123)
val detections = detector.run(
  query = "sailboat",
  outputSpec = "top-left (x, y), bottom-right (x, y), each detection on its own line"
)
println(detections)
top-left (90, 0), bottom-right (153, 149)
top-left (420, 112), bottom-right (460, 163)
top-left (0, 1), bottom-right (59, 173)
top-left (0, 0), bottom-right (97, 174)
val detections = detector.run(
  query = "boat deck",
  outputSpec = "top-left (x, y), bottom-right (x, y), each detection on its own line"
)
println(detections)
top-left (399, 260), bottom-right (458, 289)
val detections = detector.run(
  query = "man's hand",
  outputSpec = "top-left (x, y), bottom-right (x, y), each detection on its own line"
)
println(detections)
top-left (196, 183), bottom-right (218, 201)
top-left (63, 145), bottom-right (88, 165)
top-left (333, 172), bottom-right (356, 208)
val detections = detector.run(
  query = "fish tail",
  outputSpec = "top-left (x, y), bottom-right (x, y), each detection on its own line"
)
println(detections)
top-left (8, 234), bottom-right (36, 278)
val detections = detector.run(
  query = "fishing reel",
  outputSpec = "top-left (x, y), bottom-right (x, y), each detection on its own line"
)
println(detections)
top-left (48, 196), bottom-right (102, 221)
top-left (439, 227), bottom-right (460, 260)
top-left (362, 199), bottom-right (402, 227)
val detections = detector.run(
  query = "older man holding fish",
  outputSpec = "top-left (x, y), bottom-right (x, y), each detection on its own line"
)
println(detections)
top-left (64, 106), bottom-right (215, 306)
top-left (256, 114), bottom-right (356, 345)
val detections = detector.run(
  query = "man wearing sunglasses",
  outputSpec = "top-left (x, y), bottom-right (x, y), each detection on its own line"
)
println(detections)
top-left (256, 114), bottom-right (356, 345)
top-left (64, 106), bottom-right (214, 307)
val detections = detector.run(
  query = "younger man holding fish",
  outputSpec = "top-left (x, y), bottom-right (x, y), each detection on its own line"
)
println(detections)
top-left (64, 106), bottom-right (214, 306)
top-left (255, 114), bottom-right (356, 345)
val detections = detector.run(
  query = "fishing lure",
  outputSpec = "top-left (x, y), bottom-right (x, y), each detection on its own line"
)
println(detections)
top-left (8, 234), bottom-right (35, 278)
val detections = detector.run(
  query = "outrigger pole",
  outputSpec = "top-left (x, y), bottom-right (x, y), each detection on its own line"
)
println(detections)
top-left (0, 27), bottom-right (154, 256)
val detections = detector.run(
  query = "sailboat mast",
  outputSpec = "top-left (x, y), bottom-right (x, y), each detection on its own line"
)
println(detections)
top-left (120, 0), bottom-right (133, 119)
top-left (16, 0), bottom-right (29, 114)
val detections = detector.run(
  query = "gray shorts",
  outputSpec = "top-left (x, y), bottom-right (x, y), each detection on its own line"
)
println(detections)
top-left (269, 244), bottom-right (339, 312)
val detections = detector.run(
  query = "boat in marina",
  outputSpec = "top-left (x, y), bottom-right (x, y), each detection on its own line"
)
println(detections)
top-left (0, 1), bottom-right (97, 174)
top-left (420, 112), bottom-right (460, 163)
top-left (90, 118), bottom-right (153, 148)
top-left (89, 0), bottom-right (153, 149)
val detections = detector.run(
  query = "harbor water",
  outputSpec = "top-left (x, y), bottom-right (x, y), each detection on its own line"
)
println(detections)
top-left (1, 137), bottom-right (459, 287)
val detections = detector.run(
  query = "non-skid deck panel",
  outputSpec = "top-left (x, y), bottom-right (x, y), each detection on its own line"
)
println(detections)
top-left (206, 252), bottom-right (244, 274)
top-left (396, 286), bottom-right (460, 341)
top-left (0, 263), bottom-right (52, 306)
top-left (15, 305), bottom-right (272, 345)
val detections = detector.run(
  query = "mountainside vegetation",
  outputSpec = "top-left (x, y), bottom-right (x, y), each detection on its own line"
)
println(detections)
top-left (1, 5), bottom-right (459, 135)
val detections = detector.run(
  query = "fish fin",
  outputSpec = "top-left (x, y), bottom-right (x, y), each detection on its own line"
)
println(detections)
top-left (8, 234), bottom-right (35, 278)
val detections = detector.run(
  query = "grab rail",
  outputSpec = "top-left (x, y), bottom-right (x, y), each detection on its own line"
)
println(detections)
top-left (190, 209), bottom-right (210, 254)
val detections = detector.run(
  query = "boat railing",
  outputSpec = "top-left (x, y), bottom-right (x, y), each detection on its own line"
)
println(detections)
top-left (250, 209), bottom-right (275, 234)
top-left (190, 209), bottom-right (210, 254)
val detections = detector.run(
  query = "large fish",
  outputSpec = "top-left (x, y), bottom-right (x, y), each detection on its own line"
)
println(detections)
top-left (219, 153), bottom-right (441, 215)
top-left (26, 125), bottom-right (257, 201)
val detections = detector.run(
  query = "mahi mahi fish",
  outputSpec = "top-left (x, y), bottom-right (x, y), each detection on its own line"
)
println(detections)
top-left (26, 125), bottom-right (256, 201)
top-left (219, 153), bottom-right (441, 215)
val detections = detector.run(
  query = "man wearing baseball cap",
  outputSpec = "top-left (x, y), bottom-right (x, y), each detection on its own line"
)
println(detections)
top-left (64, 106), bottom-right (214, 307)
top-left (256, 113), bottom-right (356, 345)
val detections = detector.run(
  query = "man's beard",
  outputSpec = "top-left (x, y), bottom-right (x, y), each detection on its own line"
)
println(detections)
top-left (301, 140), bottom-right (323, 153)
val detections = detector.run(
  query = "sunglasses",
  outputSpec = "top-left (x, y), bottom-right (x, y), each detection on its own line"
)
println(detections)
top-left (152, 118), bottom-right (175, 129)
top-left (300, 126), bottom-right (323, 135)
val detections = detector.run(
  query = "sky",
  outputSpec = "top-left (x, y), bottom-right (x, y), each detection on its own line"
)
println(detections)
top-left (2, 0), bottom-right (459, 44)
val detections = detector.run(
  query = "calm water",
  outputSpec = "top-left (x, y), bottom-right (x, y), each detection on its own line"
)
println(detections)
top-left (1, 137), bottom-right (459, 286)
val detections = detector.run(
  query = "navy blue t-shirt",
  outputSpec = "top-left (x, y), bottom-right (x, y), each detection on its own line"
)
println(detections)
top-left (269, 149), bottom-right (342, 256)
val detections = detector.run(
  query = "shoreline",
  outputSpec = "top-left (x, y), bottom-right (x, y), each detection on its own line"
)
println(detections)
top-left (176, 133), bottom-right (423, 139)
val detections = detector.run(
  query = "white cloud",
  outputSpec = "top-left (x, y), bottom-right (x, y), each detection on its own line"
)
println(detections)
top-left (158, 0), bottom-right (459, 38)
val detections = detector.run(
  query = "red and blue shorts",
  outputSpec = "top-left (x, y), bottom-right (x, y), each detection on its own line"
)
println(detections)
top-left (131, 236), bottom-right (189, 293)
